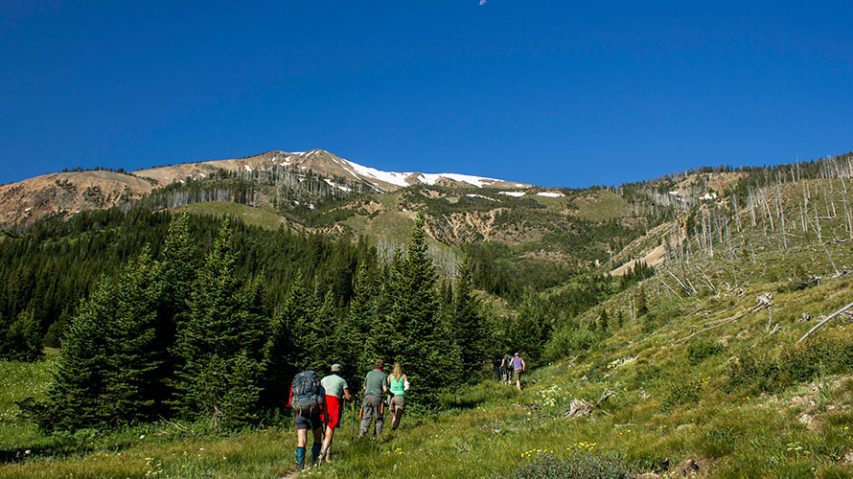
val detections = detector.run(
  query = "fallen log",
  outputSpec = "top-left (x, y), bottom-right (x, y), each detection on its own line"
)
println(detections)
top-left (675, 294), bottom-right (773, 343)
top-left (797, 302), bottom-right (853, 343)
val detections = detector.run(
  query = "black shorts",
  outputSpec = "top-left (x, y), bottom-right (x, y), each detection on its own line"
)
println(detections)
top-left (294, 410), bottom-right (322, 430)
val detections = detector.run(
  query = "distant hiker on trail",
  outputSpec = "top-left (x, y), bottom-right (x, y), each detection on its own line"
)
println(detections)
top-left (287, 370), bottom-right (326, 472)
top-left (511, 352), bottom-right (526, 391)
top-left (492, 355), bottom-right (503, 381)
top-left (358, 359), bottom-right (388, 438)
top-left (386, 362), bottom-right (410, 431)
top-left (320, 364), bottom-right (352, 464)
top-left (501, 353), bottom-right (514, 385)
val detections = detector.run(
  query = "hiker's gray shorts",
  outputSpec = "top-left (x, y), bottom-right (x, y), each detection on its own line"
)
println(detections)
top-left (390, 395), bottom-right (405, 412)
top-left (513, 369), bottom-right (523, 382)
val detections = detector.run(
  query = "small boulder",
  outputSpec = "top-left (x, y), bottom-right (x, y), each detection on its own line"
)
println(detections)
top-left (798, 413), bottom-right (817, 431)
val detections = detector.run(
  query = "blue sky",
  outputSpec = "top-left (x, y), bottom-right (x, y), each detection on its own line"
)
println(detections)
top-left (1, 1), bottom-right (851, 187)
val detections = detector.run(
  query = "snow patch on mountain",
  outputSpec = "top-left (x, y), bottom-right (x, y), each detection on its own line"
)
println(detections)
top-left (338, 157), bottom-right (505, 190)
top-left (323, 178), bottom-right (352, 192)
top-left (537, 191), bottom-right (564, 198)
top-left (340, 159), bottom-right (412, 188)
top-left (499, 191), bottom-right (526, 198)
top-left (416, 173), bottom-right (501, 188)
top-left (466, 193), bottom-right (496, 201)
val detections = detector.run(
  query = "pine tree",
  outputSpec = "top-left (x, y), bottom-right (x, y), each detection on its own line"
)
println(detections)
top-left (4, 309), bottom-right (43, 362)
top-left (282, 274), bottom-right (323, 370)
top-left (597, 308), bottom-right (609, 332)
top-left (338, 262), bottom-right (376, 389)
top-left (361, 252), bottom-right (402, 380)
top-left (221, 352), bottom-right (263, 427)
top-left (41, 277), bottom-right (115, 430)
top-left (454, 259), bottom-right (491, 379)
top-left (0, 310), bottom-right (8, 358)
top-left (101, 247), bottom-right (164, 424)
top-left (391, 215), bottom-right (461, 406)
top-left (158, 211), bottom-right (197, 327)
top-left (314, 289), bottom-right (339, 368)
top-left (172, 220), bottom-right (267, 421)
top-left (509, 295), bottom-right (545, 366)
top-left (636, 286), bottom-right (649, 317)
top-left (261, 305), bottom-right (293, 409)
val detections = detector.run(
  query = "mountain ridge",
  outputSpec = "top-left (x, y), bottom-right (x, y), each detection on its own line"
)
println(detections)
top-left (0, 148), bottom-right (539, 229)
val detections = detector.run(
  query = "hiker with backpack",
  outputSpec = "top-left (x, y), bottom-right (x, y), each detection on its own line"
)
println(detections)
top-left (386, 362), bottom-right (410, 431)
top-left (501, 353), bottom-right (514, 385)
top-left (288, 370), bottom-right (326, 472)
top-left (511, 352), bottom-right (526, 391)
top-left (358, 359), bottom-right (388, 438)
top-left (319, 364), bottom-right (352, 463)
top-left (492, 355), bottom-right (503, 381)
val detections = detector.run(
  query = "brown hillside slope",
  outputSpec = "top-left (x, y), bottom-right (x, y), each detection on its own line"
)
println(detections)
top-left (0, 170), bottom-right (155, 229)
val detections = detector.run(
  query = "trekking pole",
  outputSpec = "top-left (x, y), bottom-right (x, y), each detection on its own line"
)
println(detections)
top-left (351, 396), bottom-right (358, 439)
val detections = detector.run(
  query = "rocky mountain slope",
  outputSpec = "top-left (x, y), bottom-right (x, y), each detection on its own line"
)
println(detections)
top-left (0, 170), bottom-right (155, 229)
top-left (0, 149), bottom-right (531, 229)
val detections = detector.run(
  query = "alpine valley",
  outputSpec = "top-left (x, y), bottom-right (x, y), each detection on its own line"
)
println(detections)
top-left (0, 149), bottom-right (851, 479)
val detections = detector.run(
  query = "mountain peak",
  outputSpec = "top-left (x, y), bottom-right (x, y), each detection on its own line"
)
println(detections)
top-left (132, 148), bottom-right (530, 192)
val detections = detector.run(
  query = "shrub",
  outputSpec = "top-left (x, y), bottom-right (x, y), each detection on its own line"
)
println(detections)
top-left (544, 327), bottom-right (601, 362)
top-left (687, 340), bottom-right (723, 365)
top-left (633, 363), bottom-right (662, 385)
top-left (503, 452), bottom-right (633, 479)
top-left (726, 334), bottom-right (853, 393)
top-left (661, 379), bottom-right (702, 411)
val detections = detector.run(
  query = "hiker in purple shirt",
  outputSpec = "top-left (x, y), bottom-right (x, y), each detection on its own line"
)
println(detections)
top-left (511, 352), bottom-right (526, 391)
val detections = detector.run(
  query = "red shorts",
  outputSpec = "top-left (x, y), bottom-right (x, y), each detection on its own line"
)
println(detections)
top-left (325, 395), bottom-right (341, 429)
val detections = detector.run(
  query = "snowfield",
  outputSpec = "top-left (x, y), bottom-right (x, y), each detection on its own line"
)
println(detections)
top-left (537, 191), bottom-right (564, 198)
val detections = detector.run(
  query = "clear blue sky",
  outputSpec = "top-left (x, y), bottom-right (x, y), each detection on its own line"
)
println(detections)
top-left (2, 1), bottom-right (851, 187)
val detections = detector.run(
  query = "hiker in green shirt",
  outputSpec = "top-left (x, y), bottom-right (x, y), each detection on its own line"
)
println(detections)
top-left (358, 359), bottom-right (387, 438)
top-left (387, 362), bottom-right (410, 431)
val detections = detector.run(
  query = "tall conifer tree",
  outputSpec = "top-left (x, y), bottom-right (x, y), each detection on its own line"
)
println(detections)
top-left (101, 247), bottom-right (163, 423)
top-left (42, 277), bottom-right (115, 430)
top-left (454, 259), bottom-right (491, 378)
top-left (172, 220), bottom-right (266, 422)
top-left (391, 215), bottom-right (461, 406)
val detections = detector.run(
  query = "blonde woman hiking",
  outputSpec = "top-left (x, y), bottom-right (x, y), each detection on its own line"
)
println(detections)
top-left (386, 362), bottom-right (410, 431)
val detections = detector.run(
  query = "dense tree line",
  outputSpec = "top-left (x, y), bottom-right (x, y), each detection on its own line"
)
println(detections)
top-left (19, 212), bottom-right (495, 431)
top-left (0, 207), bottom-right (371, 361)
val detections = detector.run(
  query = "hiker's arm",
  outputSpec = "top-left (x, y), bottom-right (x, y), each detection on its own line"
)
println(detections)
top-left (403, 375), bottom-right (410, 391)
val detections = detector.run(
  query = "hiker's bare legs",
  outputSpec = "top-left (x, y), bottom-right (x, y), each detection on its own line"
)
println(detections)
top-left (391, 407), bottom-right (404, 430)
top-left (310, 426), bottom-right (323, 465)
top-left (321, 425), bottom-right (334, 460)
top-left (296, 428), bottom-right (308, 448)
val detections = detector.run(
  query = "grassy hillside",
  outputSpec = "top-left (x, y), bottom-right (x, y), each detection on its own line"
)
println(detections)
top-left (0, 232), bottom-right (850, 478)
top-left (174, 202), bottom-right (288, 231)
top-left (0, 158), bottom-right (849, 478)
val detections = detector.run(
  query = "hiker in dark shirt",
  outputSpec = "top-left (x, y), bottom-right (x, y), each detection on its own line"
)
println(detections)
top-left (501, 353), bottom-right (514, 384)
top-left (492, 355), bottom-right (503, 381)
top-left (287, 370), bottom-right (326, 472)
top-left (358, 359), bottom-right (388, 438)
